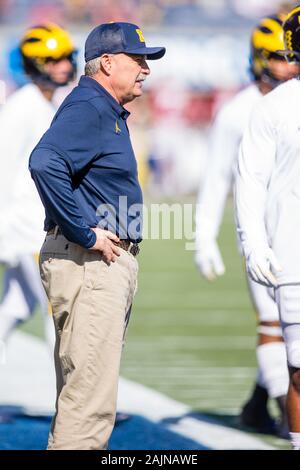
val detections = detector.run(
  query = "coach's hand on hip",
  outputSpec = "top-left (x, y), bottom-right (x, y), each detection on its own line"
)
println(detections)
top-left (90, 228), bottom-right (120, 263)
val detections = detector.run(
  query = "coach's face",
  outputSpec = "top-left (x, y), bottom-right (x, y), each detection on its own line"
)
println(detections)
top-left (109, 53), bottom-right (150, 105)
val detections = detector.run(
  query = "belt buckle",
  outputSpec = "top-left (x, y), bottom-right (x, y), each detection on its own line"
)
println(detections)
top-left (129, 243), bottom-right (139, 257)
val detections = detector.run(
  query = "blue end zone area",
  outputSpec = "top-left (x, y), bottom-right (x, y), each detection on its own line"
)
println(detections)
top-left (0, 407), bottom-right (208, 450)
top-left (111, 416), bottom-right (208, 450)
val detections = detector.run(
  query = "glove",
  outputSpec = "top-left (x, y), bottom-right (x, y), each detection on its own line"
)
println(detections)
top-left (246, 247), bottom-right (282, 287)
top-left (195, 239), bottom-right (225, 281)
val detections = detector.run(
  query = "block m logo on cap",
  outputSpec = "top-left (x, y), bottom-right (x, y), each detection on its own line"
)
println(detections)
top-left (136, 29), bottom-right (145, 43)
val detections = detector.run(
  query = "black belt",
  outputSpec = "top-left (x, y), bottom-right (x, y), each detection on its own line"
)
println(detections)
top-left (114, 239), bottom-right (140, 257)
top-left (47, 227), bottom-right (140, 257)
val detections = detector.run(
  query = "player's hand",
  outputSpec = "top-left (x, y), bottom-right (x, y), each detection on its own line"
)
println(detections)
top-left (195, 239), bottom-right (225, 281)
top-left (246, 247), bottom-right (282, 287)
top-left (90, 228), bottom-right (121, 264)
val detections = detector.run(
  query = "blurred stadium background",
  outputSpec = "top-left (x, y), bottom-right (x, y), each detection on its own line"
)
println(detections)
top-left (0, 0), bottom-right (296, 450)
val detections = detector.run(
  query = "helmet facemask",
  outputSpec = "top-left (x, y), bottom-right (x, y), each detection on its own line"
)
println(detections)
top-left (249, 15), bottom-right (294, 88)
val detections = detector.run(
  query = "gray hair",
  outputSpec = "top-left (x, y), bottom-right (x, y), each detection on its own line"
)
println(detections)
top-left (85, 57), bottom-right (101, 77)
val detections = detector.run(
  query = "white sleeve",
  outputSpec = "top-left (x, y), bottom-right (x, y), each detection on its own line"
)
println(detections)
top-left (235, 99), bottom-right (276, 258)
top-left (195, 107), bottom-right (238, 247)
top-left (0, 99), bottom-right (27, 212)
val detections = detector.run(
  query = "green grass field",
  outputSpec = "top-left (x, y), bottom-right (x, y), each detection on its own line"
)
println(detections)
top-left (12, 199), bottom-right (289, 449)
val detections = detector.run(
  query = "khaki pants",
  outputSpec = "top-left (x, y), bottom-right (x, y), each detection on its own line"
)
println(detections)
top-left (39, 233), bottom-right (138, 450)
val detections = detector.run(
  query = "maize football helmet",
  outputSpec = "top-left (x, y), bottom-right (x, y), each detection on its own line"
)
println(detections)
top-left (279, 5), bottom-right (300, 63)
top-left (20, 23), bottom-right (77, 86)
top-left (250, 14), bottom-right (286, 84)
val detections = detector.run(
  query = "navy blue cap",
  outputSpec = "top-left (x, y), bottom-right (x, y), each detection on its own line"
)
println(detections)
top-left (85, 22), bottom-right (166, 62)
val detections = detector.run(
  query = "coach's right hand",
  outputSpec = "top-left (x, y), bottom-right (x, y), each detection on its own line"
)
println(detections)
top-left (195, 239), bottom-right (225, 281)
top-left (90, 228), bottom-right (121, 264)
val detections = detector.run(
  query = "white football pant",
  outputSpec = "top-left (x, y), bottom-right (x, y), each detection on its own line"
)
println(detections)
top-left (247, 275), bottom-right (289, 398)
top-left (0, 254), bottom-right (55, 351)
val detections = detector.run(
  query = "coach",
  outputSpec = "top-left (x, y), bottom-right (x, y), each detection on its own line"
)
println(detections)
top-left (29, 22), bottom-right (165, 450)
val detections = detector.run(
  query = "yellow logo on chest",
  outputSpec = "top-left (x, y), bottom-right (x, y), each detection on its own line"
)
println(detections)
top-left (115, 120), bottom-right (121, 134)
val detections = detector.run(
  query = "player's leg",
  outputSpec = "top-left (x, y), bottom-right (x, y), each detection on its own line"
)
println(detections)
top-left (240, 276), bottom-right (288, 434)
top-left (275, 284), bottom-right (300, 450)
top-left (0, 255), bottom-right (55, 352)
top-left (0, 264), bottom-right (33, 341)
top-left (19, 254), bottom-right (55, 352)
top-left (256, 319), bottom-right (289, 437)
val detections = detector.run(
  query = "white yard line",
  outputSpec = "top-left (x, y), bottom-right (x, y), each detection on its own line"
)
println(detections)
top-left (123, 366), bottom-right (255, 376)
top-left (127, 336), bottom-right (255, 349)
top-left (139, 313), bottom-right (248, 320)
top-left (133, 311), bottom-right (252, 324)
top-left (123, 364), bottom-right (256, 372)
top-left (1, 331), bottom-right (274, 450)
top-left (117, 379), bottom-right (274, 450)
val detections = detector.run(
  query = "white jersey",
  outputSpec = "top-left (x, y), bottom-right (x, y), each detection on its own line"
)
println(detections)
top-left (0, 83), bottom-right (55, 264)
top-left (236, 78), bottom-right (300, 285)
top-left (195, 84), bottom-right (261, 247)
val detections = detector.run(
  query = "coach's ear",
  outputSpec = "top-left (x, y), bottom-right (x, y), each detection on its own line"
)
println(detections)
top-left (100, 54), bottom-right (113, 76)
